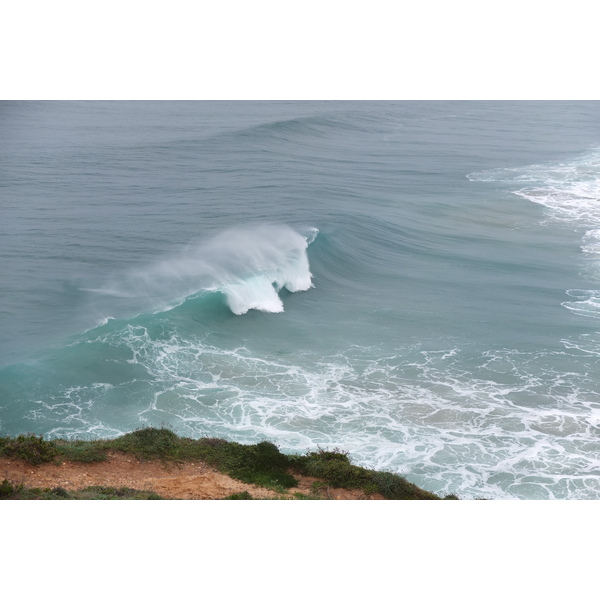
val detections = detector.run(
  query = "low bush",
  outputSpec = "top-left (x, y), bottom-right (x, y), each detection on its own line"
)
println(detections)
top-left (194, 439), bottom-right (298, 490)
top-left (0, 479), bottom-right (20, 499)
top-left (223, 491), bottom-right (253, 500)
top-left (290, 447), bottom-right (439, 500)
top-left (0, 434), bottom-right (58, 465)
top-left (109, 427), bottom-right (179, 460)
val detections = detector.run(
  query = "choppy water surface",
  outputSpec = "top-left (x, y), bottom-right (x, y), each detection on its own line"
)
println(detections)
top-left (2, 101), bottom-right (600, 498)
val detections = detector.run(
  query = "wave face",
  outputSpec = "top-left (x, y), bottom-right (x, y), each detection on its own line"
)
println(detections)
top-left (2, 101), bottom-right (600, 499)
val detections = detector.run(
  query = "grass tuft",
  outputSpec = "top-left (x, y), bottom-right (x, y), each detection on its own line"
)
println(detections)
top-left (55, 440), bottom-right (109, 463)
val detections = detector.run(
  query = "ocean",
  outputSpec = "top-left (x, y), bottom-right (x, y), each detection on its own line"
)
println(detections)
top-left (1, 100), bottom-right (600, 499)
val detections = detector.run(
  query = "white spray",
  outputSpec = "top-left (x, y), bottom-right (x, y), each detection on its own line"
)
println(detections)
top-left (92, 224), bottom-right (318, 315)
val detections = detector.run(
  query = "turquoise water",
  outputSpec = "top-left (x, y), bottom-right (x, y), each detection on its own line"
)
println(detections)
top-left (2, 101), bottom-right (600, 499)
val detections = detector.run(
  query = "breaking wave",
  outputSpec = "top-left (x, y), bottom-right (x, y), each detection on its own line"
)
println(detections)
top-left (86, 224), bottom-right (318, 317)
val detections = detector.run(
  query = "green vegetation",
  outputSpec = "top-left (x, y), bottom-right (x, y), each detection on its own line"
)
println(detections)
top-left (54, 439), bottom-right (110, 463)
top-left (0, 427), bottom-right (450, 500)
top-left (223, 491), bottom-right (254, 500)
top-left (288, 446), bottom-right (440, 500)
top-left (191, 438), bottom-right (298, 491)
top-left (0, 479), bottom-right (163, 500)
top-left (0, 434), bottom-right (58, 465)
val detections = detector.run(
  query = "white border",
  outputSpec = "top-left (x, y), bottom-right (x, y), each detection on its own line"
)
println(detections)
top-left (3, 1), bottom-right (599, 99)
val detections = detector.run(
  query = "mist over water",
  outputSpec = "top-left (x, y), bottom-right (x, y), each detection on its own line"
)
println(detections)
top-left (2, 101), bottom-right (600, 499)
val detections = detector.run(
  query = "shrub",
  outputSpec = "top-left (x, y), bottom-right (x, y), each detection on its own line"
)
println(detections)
top-left (189, 438), bottom-right (298, 490)
top-left (294, 447), bottom-right (371, 489)
top-left (223, 491), bottom-right (253, 500)
top-left (109, 427), bottom-right (178, 460)
top-left (290, 447), bottom-right (440, 499)
top-left (0, 479), bottom-right (18, 499)
top-left (0, 434), bottom-right (58, 465)
top-left (218, 440), bottom-right (298, 489)
top-left (48, 487), bottom-right (70, 499)
top-left (370, 471), bottom-right (438, 500)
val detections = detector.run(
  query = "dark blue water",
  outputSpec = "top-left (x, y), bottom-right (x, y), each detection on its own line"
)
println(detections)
top-left (2, 101), bottom-right (600, 498)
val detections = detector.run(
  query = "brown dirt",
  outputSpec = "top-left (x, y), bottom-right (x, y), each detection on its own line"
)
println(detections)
top-left (0, 452), bottom-right (383, 500)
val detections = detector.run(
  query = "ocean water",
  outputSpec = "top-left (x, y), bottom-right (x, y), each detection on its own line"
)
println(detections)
top-left (2, 100), bottom-right (600, 499)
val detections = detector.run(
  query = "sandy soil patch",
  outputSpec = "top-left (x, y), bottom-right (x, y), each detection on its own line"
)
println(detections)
top-left (0, 452), bottom-right (383, 500)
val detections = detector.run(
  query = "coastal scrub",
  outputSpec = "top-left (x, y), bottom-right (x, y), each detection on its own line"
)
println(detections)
top-left (0, 427), bottom-right (446, 500)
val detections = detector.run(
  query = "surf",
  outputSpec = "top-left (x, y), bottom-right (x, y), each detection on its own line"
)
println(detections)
top-left (468, 149), bottom-right (600, 319)
top-left (85, 224), bottom-right (318, 318)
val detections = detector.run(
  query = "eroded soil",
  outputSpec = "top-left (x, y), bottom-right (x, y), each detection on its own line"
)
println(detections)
top-left (0, 451), bottom-right (383, 500)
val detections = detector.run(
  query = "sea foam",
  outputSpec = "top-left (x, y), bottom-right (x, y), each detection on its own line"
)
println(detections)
top-left (469, 150), bottom-right (600, 318)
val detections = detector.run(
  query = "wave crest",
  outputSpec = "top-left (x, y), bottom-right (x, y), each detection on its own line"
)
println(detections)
top-left (90, 224), bottom-right (317, 316)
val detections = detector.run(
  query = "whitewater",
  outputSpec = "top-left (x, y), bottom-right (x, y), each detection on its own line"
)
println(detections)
top-left (85, 224), bottom-right (317, 316)
top-left (2, 101), bottom-right (600, 499)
